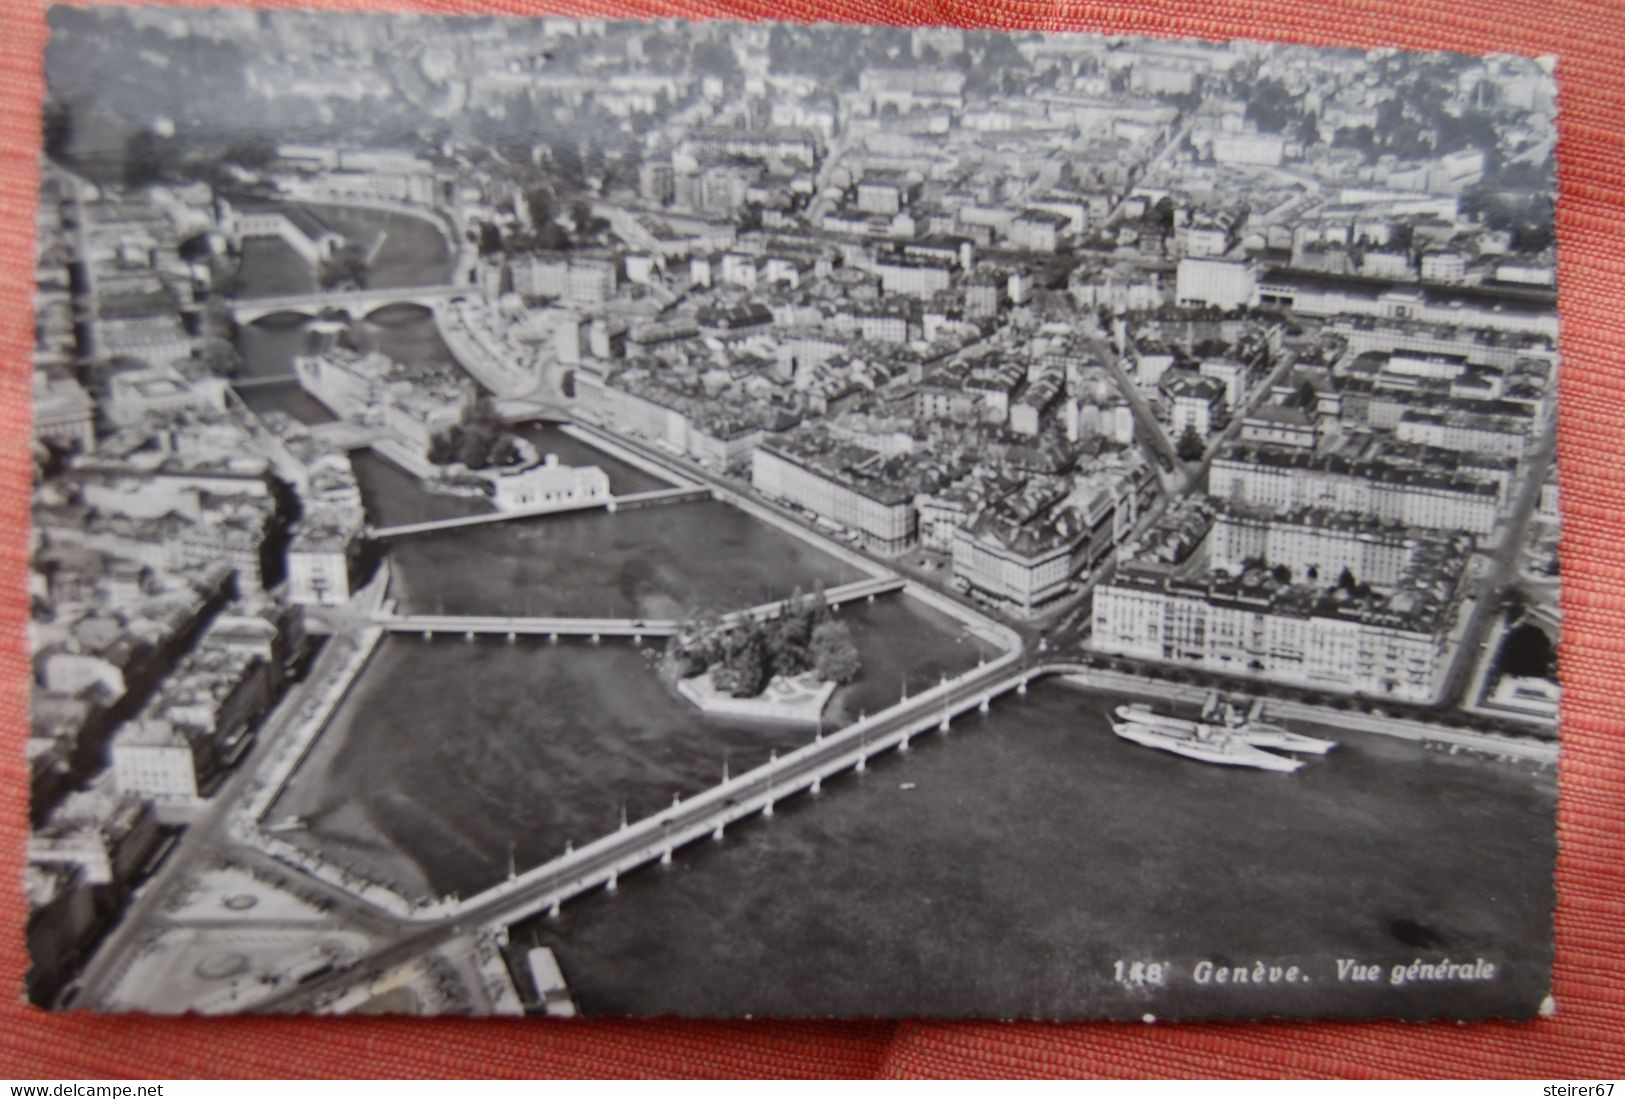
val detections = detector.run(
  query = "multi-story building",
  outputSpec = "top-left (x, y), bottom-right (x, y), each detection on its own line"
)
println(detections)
top-left (1241, 403), bottom-right (1318, 449)
top-left (1208, 444), bottom-right (1503, 535)
top-left (574, 370), bottom-right (787, 472)
top-left (964, 357), bottom-right (1027, 424)
top-left (950, 462), bottom-right (1150, 614)
top-left (915, 479), bottom-right (994, 553)
top-left (113, 628), bottom-right (276, 802)
top-left (1420, 250), bottom-right (1467, 283)
top-left (914, 370), bottom-right (980, 423)
top-left (1256, 269), bottom-right (1558, 339)
top-left (1167, 374), bottom-right (1227, 441)
top-left (858, 69), bottom-right (966, 113)
top-left (952, 508), bottom-right (1088, 614)
top-left (104, 368), bottom-right (228, 428)
top-left (1176, 218), bottom-right (1235, 259)
top-left (1010, 371), bottom-right (1065, 435)
top-left (1198, 357), bottom-right (1249, 410)
top-left (285, 511), bottom-right (362, 606)
top-left (33, 370), bottom-right (95, 452)
top-left (856, 171), bottom-right (915, 215)
top-left (1007, 209), bottom-right (1070, 252)
top-left (1091, 544), bottom-right (1467, 702)
top-left (1212, 132), bottom-right (1284, 167)
top-left (110, 719), bottom-right (206, 803)
top-left (1209, 503), bottom-right (1423, 587)
top-left (1176, 257), bottom-right (1257, 310)
top-left (639, 161), bottom-right (676, 206)
top-left (751, 436), bottom-right (948, 556)
top-left (510, 252), bottom-right (619, 305)
top-left (490, 454), bottom-right (611, 511)
top-left (1395, 407), bottom-right (1530, 459)
top-left (873, 255), bottom-right (953, 297)
top-left (28, 789), bottom-right (160, 888)
top-left (676, 126), bottom-right (824, 169)
top-left (25, 864), bottom-right (97, 1006)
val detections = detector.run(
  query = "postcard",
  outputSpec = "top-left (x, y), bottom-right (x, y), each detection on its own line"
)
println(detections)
top-left (25, 7), bottom-right (1560, 1020)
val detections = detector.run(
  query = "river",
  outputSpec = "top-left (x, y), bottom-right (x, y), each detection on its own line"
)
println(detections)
top-left (232, 202), bottom-right (457, 423)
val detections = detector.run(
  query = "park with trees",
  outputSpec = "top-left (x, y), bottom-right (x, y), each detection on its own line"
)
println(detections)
top-left (664, 587), bottom-right (864, 700)
top-left (426, 394), bottom-right (525, 470)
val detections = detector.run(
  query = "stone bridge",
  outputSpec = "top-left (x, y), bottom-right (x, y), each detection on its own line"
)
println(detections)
top-left (230, 284), bottom-right (469, 325)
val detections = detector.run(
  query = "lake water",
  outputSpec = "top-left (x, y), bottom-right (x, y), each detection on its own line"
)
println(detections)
top-left (511, 678), bottom-right (1556, 1021)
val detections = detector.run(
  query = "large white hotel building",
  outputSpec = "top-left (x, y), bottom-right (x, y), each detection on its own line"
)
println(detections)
top-left (1090, 540), bottom-right (1468, 703)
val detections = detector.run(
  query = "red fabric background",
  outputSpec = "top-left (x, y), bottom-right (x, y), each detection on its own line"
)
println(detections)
top-left (1, 0), bottom-right (1622, 1079)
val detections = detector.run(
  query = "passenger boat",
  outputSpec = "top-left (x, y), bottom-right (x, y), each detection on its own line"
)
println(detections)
top-left (1197, 695), bottom-right (1340, 755)
top-left (1111, 718), bottom-right (1305, 773)
top-left (1226, 719), bottom-right (1337, 755)
top-left (1118, 705), bottom-right (1306, 773)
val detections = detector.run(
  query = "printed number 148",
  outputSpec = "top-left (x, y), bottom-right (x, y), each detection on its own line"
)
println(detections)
top-left (1113, 959), bottom-right (1168, 986)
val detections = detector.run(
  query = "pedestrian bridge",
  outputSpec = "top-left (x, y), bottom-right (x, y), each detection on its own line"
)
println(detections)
top-left (370, 575), bottom-right (906, 642)
top-left (230, 284), bottom-right (468, 325)
top-left (380, 615), bottom-right (680, 640)
top-left (366, 485), bottom-right (713, 539)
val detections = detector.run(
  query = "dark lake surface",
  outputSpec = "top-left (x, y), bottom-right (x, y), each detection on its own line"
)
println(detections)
top-left (512, 678), bottom-right (1555, 1022)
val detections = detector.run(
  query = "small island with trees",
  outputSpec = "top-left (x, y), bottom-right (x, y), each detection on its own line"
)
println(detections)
top-left (664, 587), bottom-right (863, 724)
top-left (427, 393), bottom-right (527, 471)
top-left (411, 393), bottom-right (540, 502)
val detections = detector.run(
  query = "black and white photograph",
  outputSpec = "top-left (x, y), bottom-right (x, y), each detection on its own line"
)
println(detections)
top-left (25, 7), bottom-right (1561, 1021)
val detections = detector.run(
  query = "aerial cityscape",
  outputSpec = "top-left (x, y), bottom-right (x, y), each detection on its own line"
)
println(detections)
top-left (27, 8), bottom-right (1560, 1020)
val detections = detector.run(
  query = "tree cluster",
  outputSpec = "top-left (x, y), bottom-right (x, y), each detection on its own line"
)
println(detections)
top-left (1334, 565), bottom-right (1376, 600)
top-left (318, 241), bottom-right (369, 291)
top-left (194, 336), bottom-right (241, 379)
top-left (666, 587), bottom-right (863, 698)
top-left (1245, 77), bottom-right (1310, 137)
top-left (426, 394), bottom-right (523, 470)
top-left (1498, 622), bottom-right (1557, 680)
top-left (1176, 424), bottom-right (1205, 462)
